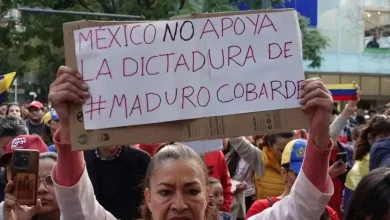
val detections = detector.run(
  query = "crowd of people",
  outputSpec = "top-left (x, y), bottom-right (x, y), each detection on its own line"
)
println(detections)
top-left (0, 66), bottom-right (388, 220)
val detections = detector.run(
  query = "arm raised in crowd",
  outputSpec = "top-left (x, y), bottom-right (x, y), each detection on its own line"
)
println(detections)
top-left (248, 78), bottom-right (334, 220)
top-left (228, 137), bottom-right (265, 177)
top-left (48, 66), bottom-right (117, 220)
top-left (329, 88), bottom-right (359, 141)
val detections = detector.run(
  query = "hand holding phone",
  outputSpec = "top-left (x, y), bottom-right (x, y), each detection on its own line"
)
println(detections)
top-left (336, 152), bottom-right (347, 166)
top-left (3, 180), bottom-right (42, 220)
top-left (11, 149), bottom-right (40, 206)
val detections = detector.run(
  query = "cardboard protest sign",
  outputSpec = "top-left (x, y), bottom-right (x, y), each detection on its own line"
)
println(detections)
top-left (63, 9), bottom-right (309, 151)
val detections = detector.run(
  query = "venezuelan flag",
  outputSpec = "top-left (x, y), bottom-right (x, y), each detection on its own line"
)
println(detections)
top-left (326, 84), bottom-right (358, 101)
top-left (0, 72), bottom-right (16, 104)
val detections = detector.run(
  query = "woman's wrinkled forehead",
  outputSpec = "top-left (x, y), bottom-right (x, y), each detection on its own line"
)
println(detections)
top-left (151, 158), bottom-right (208, 185)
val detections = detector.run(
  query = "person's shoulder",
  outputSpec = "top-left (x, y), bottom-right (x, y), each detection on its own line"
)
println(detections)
top-left (246, 199), bottom-right (273, 218)
top-left (127, 146), bottom-right (151, 158)
top-left (371, 137), bottom-right (390, 156)
top-left (125, 146), bottom-right (151, 167)
top-left (372, 137), bottom-right (390, 150)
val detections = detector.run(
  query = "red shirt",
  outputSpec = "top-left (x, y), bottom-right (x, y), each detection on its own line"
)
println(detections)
top-left (204, 150), bottom-right (233, 213)
top-left (246, 196), bottom-right (339, 220)
top-left (329, 147), bottom-right (343, 218)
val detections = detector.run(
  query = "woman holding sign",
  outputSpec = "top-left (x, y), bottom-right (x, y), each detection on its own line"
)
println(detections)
top-left (39, 66), bottom-right (334, 220)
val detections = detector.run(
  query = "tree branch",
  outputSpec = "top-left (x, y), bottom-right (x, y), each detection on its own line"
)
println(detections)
top-left (77, 0), bottom-right (94, 12)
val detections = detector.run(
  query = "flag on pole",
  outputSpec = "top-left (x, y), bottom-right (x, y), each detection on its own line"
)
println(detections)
top-left (0, 72), bottom-right (16, 104)
top-left (326, 83), bottom-right (358, 101)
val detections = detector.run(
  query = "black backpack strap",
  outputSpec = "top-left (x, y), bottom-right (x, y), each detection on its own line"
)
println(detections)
top-left (266, 198), bottom-right (274, 207)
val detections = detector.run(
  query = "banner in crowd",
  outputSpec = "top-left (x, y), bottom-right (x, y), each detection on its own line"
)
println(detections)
top-left (63, 10), bottom-right (309, 150)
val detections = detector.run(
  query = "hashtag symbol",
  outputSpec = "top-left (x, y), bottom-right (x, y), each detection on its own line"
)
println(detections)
top-left (85, 95), bottom-right (107, 120)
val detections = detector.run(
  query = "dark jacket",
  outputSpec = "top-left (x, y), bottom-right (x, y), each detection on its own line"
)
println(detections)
top-left (84, 146), bottom-right (151, 220)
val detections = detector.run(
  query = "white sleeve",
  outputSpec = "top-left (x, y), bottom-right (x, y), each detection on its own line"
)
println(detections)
top-left (53, 167), bottom-right (117, 220)
top-left (247, 170), bottom-right (334, 220)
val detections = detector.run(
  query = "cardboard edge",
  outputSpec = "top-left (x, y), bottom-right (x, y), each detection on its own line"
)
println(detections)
top-left (171, 8), bottom-right (295, 20)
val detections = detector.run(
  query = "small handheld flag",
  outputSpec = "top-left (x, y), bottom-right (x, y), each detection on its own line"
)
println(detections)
top-left (0, 72), bottom-right (16, 104)
top-left (326, 83), bottom-right (358, 101)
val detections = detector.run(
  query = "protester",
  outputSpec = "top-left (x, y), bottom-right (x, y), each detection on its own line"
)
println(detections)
top-left (344, 167), bottom-right (390, 220)
top-left (3, 152), bottom-right (60, 220)
top-left (0, 135), bottom-right (48, 220)
top-left (0, 116), bottom-right (29, 202)
top-left (226, 144), bottom-right (255, 219)
top-left (42, 109), bottom-right (60, 150)
top-left (47, 66), bottom-right (333, 219)
top-left (6, 103), bottom-right (21, 118)
top-left (351, 125), bottom-right (363, 146)
top-left (204, 150), bottom-right (233, 213)
top-left (26, 101), bottom-right (45, 136)
top-left (246, 139), bottom-right (338, 220)
top-left (327, 96), bottom-right (360, 218)
top-left (228, 132), bottom-right (295, 200)
top-left (208, 177), bottom-right (232, 220)
top-left (370, 136), bottom-right (390, 170)
top-left (0, 116), bottom-right (29, 155)
top-left (84, 145), bottom-right (151, 219)
top-left (344, 114), bottom-right (390, 212)
top-left (0, 104), bottom-right (7, 116)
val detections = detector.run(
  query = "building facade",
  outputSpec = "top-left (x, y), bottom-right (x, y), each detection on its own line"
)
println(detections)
top-left (305, 0), bottom-right (390, 108)
top-left (239, 0), bottom-right (390, 108)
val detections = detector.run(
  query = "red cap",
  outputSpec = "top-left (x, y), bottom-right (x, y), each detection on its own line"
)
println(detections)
top-left (28, 101), bottom-right (43, 109)
top-left (0, 135), bottom-right (48, 166)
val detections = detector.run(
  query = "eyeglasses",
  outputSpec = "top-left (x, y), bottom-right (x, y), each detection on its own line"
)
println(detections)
top-left (38, 175), bottom-right (53, 188)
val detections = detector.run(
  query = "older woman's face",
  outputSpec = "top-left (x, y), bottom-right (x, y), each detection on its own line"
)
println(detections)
top-left (37, 158), bottom-right (58, 214)
top-left (145, 159), bottom-right (208, 220)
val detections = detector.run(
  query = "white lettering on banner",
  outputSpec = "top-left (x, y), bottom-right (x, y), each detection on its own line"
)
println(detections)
top-left (74, 11), bottom-right (305, 130)
top-left (11, 137), bottom-right (27, 149)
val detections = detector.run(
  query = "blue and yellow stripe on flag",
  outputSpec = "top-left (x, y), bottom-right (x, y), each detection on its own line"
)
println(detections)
top-left (326, 84), bottom-right (357, 101)
top-left (0, 72), bottom-right (16, 104)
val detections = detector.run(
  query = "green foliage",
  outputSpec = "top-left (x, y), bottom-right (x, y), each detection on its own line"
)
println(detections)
top-left (0, 0), bottom-right (328, 101)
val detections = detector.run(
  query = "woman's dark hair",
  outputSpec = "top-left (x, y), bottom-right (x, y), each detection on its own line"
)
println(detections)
top-left (354, 115), bottom-right (390, 160)
top-left (258, 132), bottom-right (295, 149)
top-left (141, 142), bottom-right (207, 220)
top-left (345, 168), bottom-right (390, 220)
top-left (6, 102), bottom-right (20, 116)
top-left (355, 115), bottom-right (366, 125)
top-left (368, 109), bottom-right (377, 115)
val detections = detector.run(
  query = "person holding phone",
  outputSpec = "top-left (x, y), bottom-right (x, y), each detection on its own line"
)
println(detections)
top-left (0, 135), bottom-right (48, 220)
top-left (344, 114), bottom-right (390, 214)
top-left (3, 152), bottom-right (60, 220)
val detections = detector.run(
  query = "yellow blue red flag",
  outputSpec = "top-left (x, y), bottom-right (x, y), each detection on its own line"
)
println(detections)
top-left (0, 72), bottom-right (16, 104)
top-left (326, 83), bottom-right (358, 101)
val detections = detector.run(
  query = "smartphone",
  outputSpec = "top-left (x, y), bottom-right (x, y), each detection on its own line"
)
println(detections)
top-left (11, 149), bottom-right (40, 206)
top-left (336, 152), bottom-right (347, 165)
